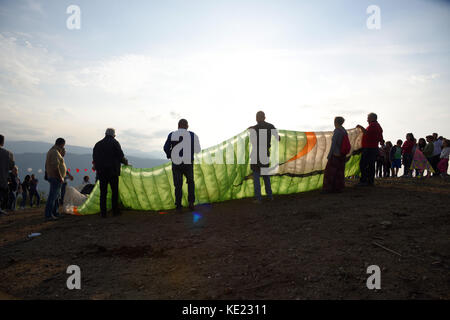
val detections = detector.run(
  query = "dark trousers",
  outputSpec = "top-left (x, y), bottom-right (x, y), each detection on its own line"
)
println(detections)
top-left (8, 191), bottom-right (17, 210)
top-left (60, 182), bottom-right (67, 205)
top-left (172, 163), bottom-right (195, 208)
top-left (29, 189), bottom-right (40, 207)
top-left (323, 155), bottom-right (346, 192)
top-left (430, 155), bottom-right (440, 175)
top-left (99, 174), bottom-right (119, 216)
top-left (403, 153), bottom-right (413, 176)
top-left (360, 148), bottom-right (378, 185)
top-left (383, 161), bottom-right (391, 177)
top-left (0, 187), bottom-right (8, 210)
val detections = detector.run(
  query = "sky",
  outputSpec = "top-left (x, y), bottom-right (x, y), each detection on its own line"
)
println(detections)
top-left (0, 0), bottom-right (449, 157)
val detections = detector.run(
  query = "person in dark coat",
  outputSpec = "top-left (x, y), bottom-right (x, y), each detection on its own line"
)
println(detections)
top-left (164, 119), bottom-right (201, 212)
top-left (0, 134), bottom-right (15, 215)
top-left (248, 111), bottom-right (279, 203)
top-left (93, 128), bottom-right (128, 218)
top-left (20, 175), bottom-right (31, 209)
top-left (323, 116), bottom-right (348, 193)
top-left (29, 174), bottom-right (40, 207)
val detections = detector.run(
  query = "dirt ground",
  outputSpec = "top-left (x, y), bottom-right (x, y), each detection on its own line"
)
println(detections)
top-left (0, 177), bottom-right (449, 300)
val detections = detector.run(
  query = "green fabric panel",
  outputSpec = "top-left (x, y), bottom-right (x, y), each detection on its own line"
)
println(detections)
top-left (77, 129), bottom-right (362, 214)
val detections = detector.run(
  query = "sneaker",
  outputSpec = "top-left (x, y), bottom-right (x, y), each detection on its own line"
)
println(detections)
top-left (0, 209), bottom-right (8, 216)
top-left (188, 203), bottom-right (195, 211)
top-left (356, 182), bottom-right (368, 187)
top-left (176, 207), bottom-right (183, 213)
top-left (252, 199), bottom-right (262, 204)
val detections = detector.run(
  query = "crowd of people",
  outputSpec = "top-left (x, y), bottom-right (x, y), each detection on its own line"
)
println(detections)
top-left (373, 133), bottom-right (448, 179)
top-left (0, 135), bottom-right (42, 214)
top-left (0, 113), bottom-right (449, 218)
top-left (322, 113), bottom-right (449, 194)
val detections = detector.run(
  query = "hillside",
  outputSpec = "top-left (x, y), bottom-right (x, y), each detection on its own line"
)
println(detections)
top-left (12, 153), bottom-right (167, 195)
top-left (0, 177), bottom-right (449, 299)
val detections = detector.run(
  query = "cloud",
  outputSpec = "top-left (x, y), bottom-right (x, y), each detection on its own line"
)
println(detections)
top-left (408, 73), bottom-right (440, 84)
top-left (24, 0), bottom-right (45, 16)
top-left (0, 119), bottom-right (45, 138)
top-left (0, 33), bottom-right (59, 93)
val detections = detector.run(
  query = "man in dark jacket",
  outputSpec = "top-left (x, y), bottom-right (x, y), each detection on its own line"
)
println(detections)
top-left (248, 111), bottom-right (279, 203)
top-left (0, 134), bottom-right (15, 215)
top-left (163, 119), bottom-right (201, 212)
top-left (93, 128), bottom-right (128, 218)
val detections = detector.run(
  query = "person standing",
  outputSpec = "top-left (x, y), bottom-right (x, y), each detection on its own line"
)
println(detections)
top-left (0, 134), bottom-right (15, 215)
top-left (437, 139), bottom-right (450, 176)
top-left (323, 116), bottom-right (349, 193)
top-left (44, 138), bottom-right (67, 221)
top-left (93, 128), bottom-right (128, 218)
top-left (29, 174), bottom-right (40, 207)
top-left (375, 143), bottom-right (385, 178)
top-left (431, 133), bottom-right (443, 176)
top-left (20, 175), bottom-right (31, 209)
top-left (164, 119), bottom-right (201, 212)
top-left (7, 166), bottom-right (20, 211)
top-left (383, 141), bottom-right (392, 177)
top-left (248, 111), bottom-right (279, 203)
top-left (390, 140), bottom-right (403, 177)
top-left (410, 138), bottom-right (434, 178)
top-left (401, 133), bottom-right (415, 177)
top-left (59, 148), bottom-right (73, 205)
top-left (356, 113), bottom-right (384, 186)
top-left (423, 135), bottom-right (435, 170)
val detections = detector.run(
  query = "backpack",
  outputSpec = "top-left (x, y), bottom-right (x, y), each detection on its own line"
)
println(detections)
top-left (340, 134), bottom-right (351, 156)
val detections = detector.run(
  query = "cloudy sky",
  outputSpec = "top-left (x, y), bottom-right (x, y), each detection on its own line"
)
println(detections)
top-left (0, 0), bottom-right (449, 157)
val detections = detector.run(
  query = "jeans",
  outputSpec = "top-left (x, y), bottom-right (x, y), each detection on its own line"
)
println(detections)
top-left (99, 174), bottom-right (119, 216)
top-left (360, 148), bottom-right (378, 185)
top-left (172, 163), bottom-right (195, 208)
top-left (20, 191), bottom-right (27, 208)
top-left (253, 170), bottom-right (273, 201)
top-left (44, 177), bottom-right (62, 218)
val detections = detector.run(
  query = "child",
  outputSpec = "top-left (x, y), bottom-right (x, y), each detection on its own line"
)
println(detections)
top-left (383, 141), bottom-right (393, 177)
top-left (437, 139), bottom-right (450, 176)
top-left (376, 143), bottom-right (385, 178)
top-left (390, 139), bottom-right (403, 177)
top-left (410, 138), bottom-right (434, 178)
